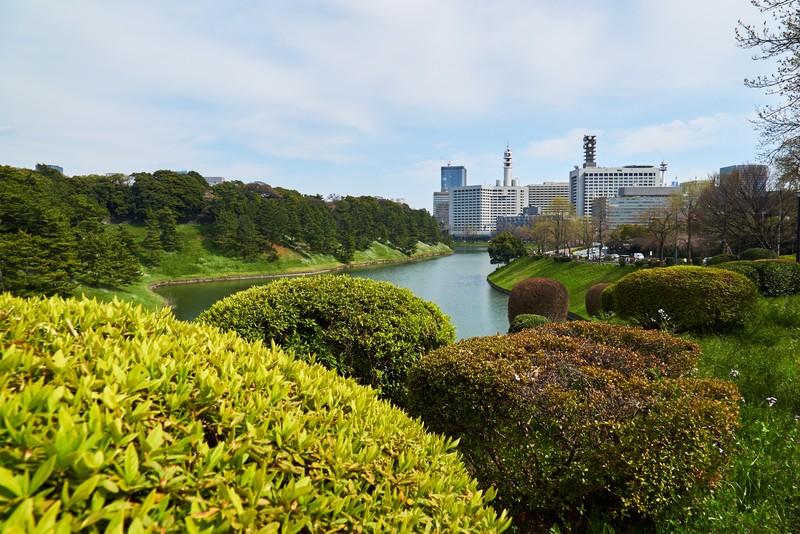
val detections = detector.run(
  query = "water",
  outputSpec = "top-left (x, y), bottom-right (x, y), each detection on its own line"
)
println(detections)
top-left (153, 247), bottom-right (509, 340)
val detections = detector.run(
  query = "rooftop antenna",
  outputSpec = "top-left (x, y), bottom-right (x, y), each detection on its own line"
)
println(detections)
top-left (659, 161), bottom-right (668, 185)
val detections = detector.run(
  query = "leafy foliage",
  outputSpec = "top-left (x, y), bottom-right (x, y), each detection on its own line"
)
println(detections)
top-left (611, 266), bottom-right (759, 333)
top-left (507, 314), bottom-right (551, 333)
top-left (741, 247), bottom-right (778, 260)
top-left (487, 232), bottom-right (527, 266)
top-left (197, 275), bottom-right (455, 406)
top-left (406, 325), bottom-right (739, 531)
top-left (0, 293), bottom-right (509, 533)
top-left (507, 277), bottom-right (569, 323)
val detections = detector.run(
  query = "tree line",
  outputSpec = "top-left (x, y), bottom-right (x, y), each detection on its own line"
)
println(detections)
top-left (0, 164), bottom-right (447, 297)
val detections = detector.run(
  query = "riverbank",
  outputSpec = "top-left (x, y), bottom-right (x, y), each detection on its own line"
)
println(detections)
top-left (76, 229), bottom-right (453, 311)
top-left (487, 256), bottom-right (639, 317)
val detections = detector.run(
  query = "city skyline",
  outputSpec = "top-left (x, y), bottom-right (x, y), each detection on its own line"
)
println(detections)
top-left (1, 1), bottom-right (766, 210)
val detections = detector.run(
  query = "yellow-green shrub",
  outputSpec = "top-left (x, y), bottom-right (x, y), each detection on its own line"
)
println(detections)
top-left (507, 314), bottom-right (551, 333)
top-left (197, 275), bottom-right (455, 406)
top-left (612, 266), bottom-right (758, 333)
top-left (507, 277), bottom-right (569, 323)
top-left (406, 327), bottom-right (739, 531)
top-left (0, 294), bottom-right (509, 533)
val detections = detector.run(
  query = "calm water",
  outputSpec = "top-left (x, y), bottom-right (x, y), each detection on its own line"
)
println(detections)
top-left (153, 247), bottom-right (509, 340)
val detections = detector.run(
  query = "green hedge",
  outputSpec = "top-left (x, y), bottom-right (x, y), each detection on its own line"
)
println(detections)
top-left (197, 275), bottom-right (455, 406)
top-left (740, 247), bottom-right (778, 261)
top-left (0, 294), bottom-right (509, 533)
top-left (717, 259), bottom-right (800, 297)
top-left (507, 314), bottom-right (551, 333)
top-left (406, 326), bottom-right (739, 531)
top-left (612, 266), bottom-right (758, 333)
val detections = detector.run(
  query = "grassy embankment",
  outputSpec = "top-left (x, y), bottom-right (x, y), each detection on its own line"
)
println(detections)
top-left (75, 223), bottom-right (452, 310)
top-left (487, 256), bottom-right (639, 317)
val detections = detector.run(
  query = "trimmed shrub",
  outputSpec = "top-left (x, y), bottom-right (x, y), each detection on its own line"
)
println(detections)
top-left (407, 328), bottom-right (739, 530)
top-left (0, 294), bottom-right (509, 533)
top-left (601, 283), bottom-right (617, 315)
top-left (531, 321), bottom-right (701, 377)
top-left (716, 260), bottom-right (760, 287)
top-left (507, 277), bottom-right (569, 323)
top-left (706, 253), bottom-right (737, 266)
top-left (751, 259), bottom-right (800, 296)
top-left (740, 247), bottom-right (778, 261)
top-left (197, 274), bottom-right (454, 407)
top-left (508, 313), bottom-right (551, 333)
top-left (613, 266), bottom-right (758, 333)
top-left (585, 282), bottom-right (613, 317)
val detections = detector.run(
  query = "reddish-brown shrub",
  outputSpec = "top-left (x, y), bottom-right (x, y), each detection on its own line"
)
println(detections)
top-left (585, 282), bottom-right (613, 317)
top-left (507, 277), bottom-right (569, 323)
top-left (407, 327), bottom-right (739, 531)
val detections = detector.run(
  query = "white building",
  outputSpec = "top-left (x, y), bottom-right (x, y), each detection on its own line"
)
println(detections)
top-left (448, 146), bottom-right (529, 236)
top-left (602, 186), bottom-right (679, 229)
top-left (569, 136), bottom-right (662, 216)
top-left (528, 181), bottom-right (569, 214)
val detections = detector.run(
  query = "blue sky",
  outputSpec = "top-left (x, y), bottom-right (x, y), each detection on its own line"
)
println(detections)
top-left (0, 0), bottom-right (773, 210)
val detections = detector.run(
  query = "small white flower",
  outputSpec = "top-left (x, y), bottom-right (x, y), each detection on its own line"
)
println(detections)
top-left (766, 397), bottom-right (777, 407)
top-left (514, 373), bottom-right (520, 381)
top-left (729, 369), bottom-right (740, 378)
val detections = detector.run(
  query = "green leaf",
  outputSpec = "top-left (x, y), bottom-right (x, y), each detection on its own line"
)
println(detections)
top-left (66, 475), bottom-right (98, 508)
top-left (124, 443), bottom-right (139, 484)
top-left (0, 466), bottom-right (24, 497)
top-left (29, 457), bottom-right (56, 495)
top-left (145, 424), bottom-right (164, 452)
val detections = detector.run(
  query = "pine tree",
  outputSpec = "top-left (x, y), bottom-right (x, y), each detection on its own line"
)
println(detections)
top-left (157, 208), bottom-right (181, 252)
top-left (142, 211), bottom-right (164, 266)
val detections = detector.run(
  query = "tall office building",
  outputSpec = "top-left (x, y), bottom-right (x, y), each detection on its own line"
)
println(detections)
top-left (441, 164), bottom-right (467, 191)
top-left (448, 147), bottom-right (528, 237)
top-left (569, 135), bottom-right (661, 216)
top-left (601, 186), bottom-right (679, 230)
top-left (528, 181), bottom-right (570, 214)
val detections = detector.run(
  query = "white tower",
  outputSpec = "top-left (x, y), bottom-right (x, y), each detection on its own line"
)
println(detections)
top-left (503, 145), bottom-right (512, 186)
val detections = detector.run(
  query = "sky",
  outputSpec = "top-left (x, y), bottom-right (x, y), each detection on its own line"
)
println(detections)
top-left (0, 0), bottom-right (778, 210)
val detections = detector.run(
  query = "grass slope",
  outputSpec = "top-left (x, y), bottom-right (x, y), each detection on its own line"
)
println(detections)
top-left (488, 257), bottom-right (639, 317)
top-left (75, 224), bottom-right (452, 310)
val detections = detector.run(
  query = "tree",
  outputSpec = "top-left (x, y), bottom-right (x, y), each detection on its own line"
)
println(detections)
top-left (640, 202), bottom-right (680, 260)
top-left (592, 198), bottom-right (612, 261)
top-left (156, 207), bottom-right (181, 252)
top-left (698, 166), bottom-right (788, 253)
top-left (142, 211), bottom-right (164, 265)
top-left (546, 197), bottom-right (575, 255)
top-left (488, 232), bottom-right (527, 265)
top-left (737, 0), bottom-right (800, 153)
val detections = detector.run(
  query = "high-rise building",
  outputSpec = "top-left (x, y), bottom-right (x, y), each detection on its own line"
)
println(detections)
top-left (432, 191), bottom-right (449, 227)
top-left (569, 135), bottom-right (661, 216)
top-left (441, 164), bottom-right (467, 191)
top-left (448, 147), bottom-right (528, 237)
top-left (601, 186), bottom-right (679, 230)
top-left (528, 181), bottom-right (570, 214)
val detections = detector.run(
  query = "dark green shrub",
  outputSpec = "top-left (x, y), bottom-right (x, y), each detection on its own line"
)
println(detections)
top-left (601, 283), bottom-right (617, 314)
top-left (741, 247), bottom-right (778, 261)
top-left (585, 282), bottom-right (613, 317)
top-left (613, 266), bottom-right (758, 333)
top-left (197, 274), bottom-right (455, 406)
top-left (618, 256), bottom-right (627, 266)
top-left (0, 294), bottom-right (509, 533)
top-left (507, 313), bottom-right (551, 333)
top-left (706, 253), bottom-right (737, 265)
top-left (507, 277), bottom-right (569, 323)
top-left (751, 259), bottom-right (800, 296)
top-left (665, 257), bottom-right (676, 266)
top-left (407, 328), bottom-right (739, 530)
top-left (716, 260), bottom-right (760, 287)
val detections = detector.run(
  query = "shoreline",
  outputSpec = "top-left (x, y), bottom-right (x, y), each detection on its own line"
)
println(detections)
top-left (147, 250), bottom-right (453, 290)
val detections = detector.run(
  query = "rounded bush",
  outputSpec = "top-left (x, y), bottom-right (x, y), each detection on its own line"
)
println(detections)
top-left (507, 313), bottom-right (551, 333)
top-left (751, 259), bottom-right (800, 296)
top-left (585, 282), bottom-right (613, 317)
top-left (0, 294), bottom-right (508, 533)
top-left (507, 277), bottom-right (569, 323)
top-left (197, 275), bottom-right (455, 406)
top-left (706, 253), bottom-right (737, 266)
top-left (407, 328), bottom-right (739, 530)
top-left (613, 266), bottom-right (758, 333)
top-left (740, 247), bottom-right (778, 261)
top-left (601, 283), bottom-right (617, 314)
top-left (716, 260), bottom-right (760, 287)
